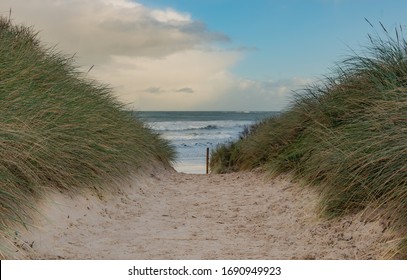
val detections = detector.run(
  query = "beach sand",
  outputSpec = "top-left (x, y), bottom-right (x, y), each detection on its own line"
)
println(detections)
top-left (9, 166), bottom-right (395, 259)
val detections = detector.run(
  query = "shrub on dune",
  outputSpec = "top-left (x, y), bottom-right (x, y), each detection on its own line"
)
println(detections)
top-left (211, 23), bottom-right (407, 258)
top-left (0, 17), bottom-right (175, 256)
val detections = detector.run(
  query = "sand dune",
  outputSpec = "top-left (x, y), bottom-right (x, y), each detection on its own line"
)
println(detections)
top-left (10, 167), bottom-right (394, 259)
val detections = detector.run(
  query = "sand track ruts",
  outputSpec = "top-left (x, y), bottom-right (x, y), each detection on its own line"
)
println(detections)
top-left (12, 168), bottom-right (394, 259)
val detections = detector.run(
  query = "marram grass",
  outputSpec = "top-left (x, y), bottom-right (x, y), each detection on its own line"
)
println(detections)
top-left (211, 24), bottom-right (407, 258)
top-left (0, 17), bottom-right (175, 257)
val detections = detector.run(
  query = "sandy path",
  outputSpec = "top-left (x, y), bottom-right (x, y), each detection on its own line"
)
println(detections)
top-left (12, 168), bottom-right (393, 259)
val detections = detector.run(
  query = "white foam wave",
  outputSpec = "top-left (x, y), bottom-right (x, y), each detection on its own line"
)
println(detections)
top-left (147, 120), bottom-right (253, 132)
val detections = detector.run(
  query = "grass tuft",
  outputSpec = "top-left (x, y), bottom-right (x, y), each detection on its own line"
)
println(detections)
top-left (211, 23), bottom-right (407, 258)
top-left (0, 17), bottom-right (175, 256)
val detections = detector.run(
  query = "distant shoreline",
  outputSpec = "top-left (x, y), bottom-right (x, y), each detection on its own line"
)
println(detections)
top-left (137, 111), bottom-right (278, 174)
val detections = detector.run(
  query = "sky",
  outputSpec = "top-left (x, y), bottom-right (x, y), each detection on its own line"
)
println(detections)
top-left (2, 0), bottom-right (407, 111)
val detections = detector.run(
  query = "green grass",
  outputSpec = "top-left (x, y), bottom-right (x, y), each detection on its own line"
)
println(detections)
top-left (211, 23), bottom-right (407, 258)
top-left (0, 17), bottom-right (175, 257)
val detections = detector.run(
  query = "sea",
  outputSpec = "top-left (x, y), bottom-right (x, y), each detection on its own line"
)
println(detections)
top-left (136, 111), bottom-right (277, 174)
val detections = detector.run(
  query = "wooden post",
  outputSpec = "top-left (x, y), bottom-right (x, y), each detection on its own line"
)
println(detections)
top-left (206, 147), bottom-right (209, 174)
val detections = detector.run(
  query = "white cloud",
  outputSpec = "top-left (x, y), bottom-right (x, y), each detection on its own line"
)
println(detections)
top-left (151, 8), bottom-right (191, 24)
top-left (92, 49), bottom-right (243, 109)
top-left (4, 0), bottom-right (226, 63)
top-left (2, 0), bottom-right (310, 111)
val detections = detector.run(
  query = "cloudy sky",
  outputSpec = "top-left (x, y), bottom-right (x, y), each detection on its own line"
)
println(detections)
top-left (2, 0), bottom-right (407, 111)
